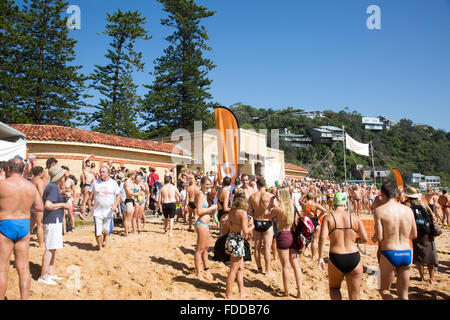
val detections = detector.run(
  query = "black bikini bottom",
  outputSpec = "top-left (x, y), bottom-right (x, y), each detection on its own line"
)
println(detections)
top-left (254, 220), bottom-right (273, 233)
top-left (329, 252), bottom-right (361, 274)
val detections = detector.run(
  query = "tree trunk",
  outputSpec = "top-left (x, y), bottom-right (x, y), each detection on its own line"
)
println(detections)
top-left (112, 36), bottom-right (125, 133)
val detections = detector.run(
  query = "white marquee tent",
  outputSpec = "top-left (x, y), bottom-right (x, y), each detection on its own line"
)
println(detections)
top-left (0, 122), bottom-right (27, 161)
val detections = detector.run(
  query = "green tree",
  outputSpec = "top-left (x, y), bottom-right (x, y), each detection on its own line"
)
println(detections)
top-left (0, 0), bottom-right (26, 122)
top-left (0, 0), bottom-right (89, 126)
top-left (89, 9), bottom-right (150, 138)
top-left (142, 0), bottom-right (216, 138)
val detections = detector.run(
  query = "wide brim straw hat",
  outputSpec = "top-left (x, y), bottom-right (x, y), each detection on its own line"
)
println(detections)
top-left (49, 166), bottom-right (66, 183)
top-left (404, 187), bottom-right (420, 199)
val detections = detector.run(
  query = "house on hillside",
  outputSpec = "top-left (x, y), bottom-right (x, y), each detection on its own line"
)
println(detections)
top-left (291, 110), bottom-right (325, 119)
top-left (279, 129), bottom-right (312, 147)
top-left (362, 116), bottom-right (397, 131)
top-left (311, 126), bottom-right (344, 145)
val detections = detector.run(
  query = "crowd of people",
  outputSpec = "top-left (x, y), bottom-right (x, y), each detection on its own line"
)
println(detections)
top-left (0, 154), bottom-right (448, 300)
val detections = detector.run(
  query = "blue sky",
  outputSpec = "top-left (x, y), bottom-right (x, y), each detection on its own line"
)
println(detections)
top-left (18, 0), bottom-right (450, 131)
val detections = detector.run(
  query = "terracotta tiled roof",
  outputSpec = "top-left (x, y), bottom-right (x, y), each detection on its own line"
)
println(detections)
top-left (285, 162), bottom-right (309, 172)
top-left (9, 124), bottom-right (184, 156)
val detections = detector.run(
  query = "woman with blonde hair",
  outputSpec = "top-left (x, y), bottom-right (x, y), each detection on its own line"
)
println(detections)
top-left (264, 187), bottom-right (303, 298)
top-left (225, 189), bottom-right (254, 299)
top-left (194, 176), bottom-right (217, 281)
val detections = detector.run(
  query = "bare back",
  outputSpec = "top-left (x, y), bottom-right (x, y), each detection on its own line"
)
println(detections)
top-left (187, 184), bottom-right (198, 202)
top-left (374, 200), bottom-right (417, 251)
top-left (249, 189), bottom-right (273, 221)
top-left (0, 175), bottom-right (43, 220)
top-left (159, 183), bottom-right (179, 204)
top-left (228, 208), bottom-right (249, 233)
top-left (322, 208), bottom-right (368, 254)
top-left (32, 176), bottom-right (46, 198)
top-left (438, 194), bottom-right (449, 207)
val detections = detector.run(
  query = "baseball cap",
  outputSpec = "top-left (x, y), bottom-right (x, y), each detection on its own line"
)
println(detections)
top-left (334, 192), bottom-right (347, 206)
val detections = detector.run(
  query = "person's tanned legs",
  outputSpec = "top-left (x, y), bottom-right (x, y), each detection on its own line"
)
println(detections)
top-left (379, 254), bottom-right (395, 300)
top-left (396, 265), bottom-right (411, 300)
top-left (328, 259), bottom-right (345, 300)
top-left (13, 235), bottom-right (31, 300)
top-left (0, 233), bottom-right (14, 299)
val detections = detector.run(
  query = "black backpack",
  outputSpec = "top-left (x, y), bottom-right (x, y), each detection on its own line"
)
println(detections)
top-left (411, 203), bottom-right (432, 236)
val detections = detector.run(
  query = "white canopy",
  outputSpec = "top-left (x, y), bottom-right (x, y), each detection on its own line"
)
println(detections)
top-left (0, 122), bottom-right (27, 161)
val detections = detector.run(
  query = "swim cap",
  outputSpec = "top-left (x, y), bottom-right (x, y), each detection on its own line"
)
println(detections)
top-left (334, 192), bottom-right (347, 206)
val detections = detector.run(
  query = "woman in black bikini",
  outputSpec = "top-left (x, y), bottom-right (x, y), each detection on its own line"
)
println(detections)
top-left (318, 192), bottom-right (368, 300)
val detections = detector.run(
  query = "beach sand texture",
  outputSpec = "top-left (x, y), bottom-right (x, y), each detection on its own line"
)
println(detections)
top-left (5, 217), bottom-right (450, 300)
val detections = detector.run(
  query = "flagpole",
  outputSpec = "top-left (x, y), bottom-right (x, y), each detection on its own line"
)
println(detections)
top-left (371, 141), bottom-right (376, 186)
top-left (342, 125), bottom-right (347, 185)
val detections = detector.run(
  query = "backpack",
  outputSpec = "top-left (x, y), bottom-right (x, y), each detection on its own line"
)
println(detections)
top-left (293, 206), bottom-right (315, 253)
top-left (411, 203), bottom-right (432, 236)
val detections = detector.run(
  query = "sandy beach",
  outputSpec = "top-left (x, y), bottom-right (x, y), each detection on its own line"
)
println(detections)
top-left (5, 214), bottom-right (450, 300)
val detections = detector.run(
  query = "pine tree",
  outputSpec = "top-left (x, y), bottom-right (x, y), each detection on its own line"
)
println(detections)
top-left (89, 9), bottom-right (150, 138)
top-left (0, 0), bottom-right (89, 126)
top-left (0, 0), bottom-right (26, 123)
top-left (142, 0), bottom-right (216, 138)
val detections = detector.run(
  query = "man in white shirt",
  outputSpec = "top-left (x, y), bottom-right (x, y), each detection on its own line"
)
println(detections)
top-left (89, 167), bottom-right (121, 251)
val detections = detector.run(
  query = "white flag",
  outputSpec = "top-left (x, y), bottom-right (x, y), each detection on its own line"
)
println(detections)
top-left (345, 133), bottom-right (369, 156)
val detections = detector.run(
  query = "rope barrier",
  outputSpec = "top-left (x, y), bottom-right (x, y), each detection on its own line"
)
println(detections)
top-left (437, 250), bottom-right (450, 255)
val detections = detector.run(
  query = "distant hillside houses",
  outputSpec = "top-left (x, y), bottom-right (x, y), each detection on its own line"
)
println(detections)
top-left (362, 115), bottom-right (397, 131)
top-left (291, 110), bottom-right (326, 119)
top-left (311, 126), bottom-right (344, 145)
top-left (405, 173), bottom-right (441, 189)
top-left (279, 129), bottom-right (312, 147)
top-left (279, 125), bottom-right (344, 147)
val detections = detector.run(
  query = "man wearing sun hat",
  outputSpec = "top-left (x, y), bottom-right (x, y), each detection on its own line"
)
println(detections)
top-left (403, 186), bottom-right (439, 285)
top-left (39, 166), bottom-right (71, 285)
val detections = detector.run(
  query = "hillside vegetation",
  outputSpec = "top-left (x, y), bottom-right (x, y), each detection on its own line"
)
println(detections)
top-left (228, 104), bottom-right (450, 187)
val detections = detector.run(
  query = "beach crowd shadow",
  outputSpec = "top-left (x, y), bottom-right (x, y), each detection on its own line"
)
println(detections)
top-left (149, 255), bottom-right (194, 276)
top-left (64, 240), bottom-right (98, 251)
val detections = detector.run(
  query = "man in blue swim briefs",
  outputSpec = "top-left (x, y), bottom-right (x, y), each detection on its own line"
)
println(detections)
top-left (0, 158), bottom-right (44, 300)
top-left (373, 182), bottom-right (417, 300)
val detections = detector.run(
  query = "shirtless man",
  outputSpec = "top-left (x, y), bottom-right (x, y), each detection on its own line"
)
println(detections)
top-left (240, 174), bottom-right (256, 200)
top-left (425, 188), bottom-right (442, 223)
top-left (185, 177), bottom-right (199, 231)
top-left (438, 190), bottom-right (450, 226)
top-left (373, 182), bottom-right (417, 300)
top-left (158, 176), bottom-right (181, 237)
top-left (61, 166), bottom-right (76, 233)
top-left (0, 158), bottom-right (44, 300)
top-left (81, 156), bottom-right (96, 217)
top-left (30, 166), bottom-right (46, 247)
top-left (351, 185), bottom-right (362, 216)
top-left (249, 177), bottom-right (274, 276)
top-left (299, 193), bottom-right (327, 260)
